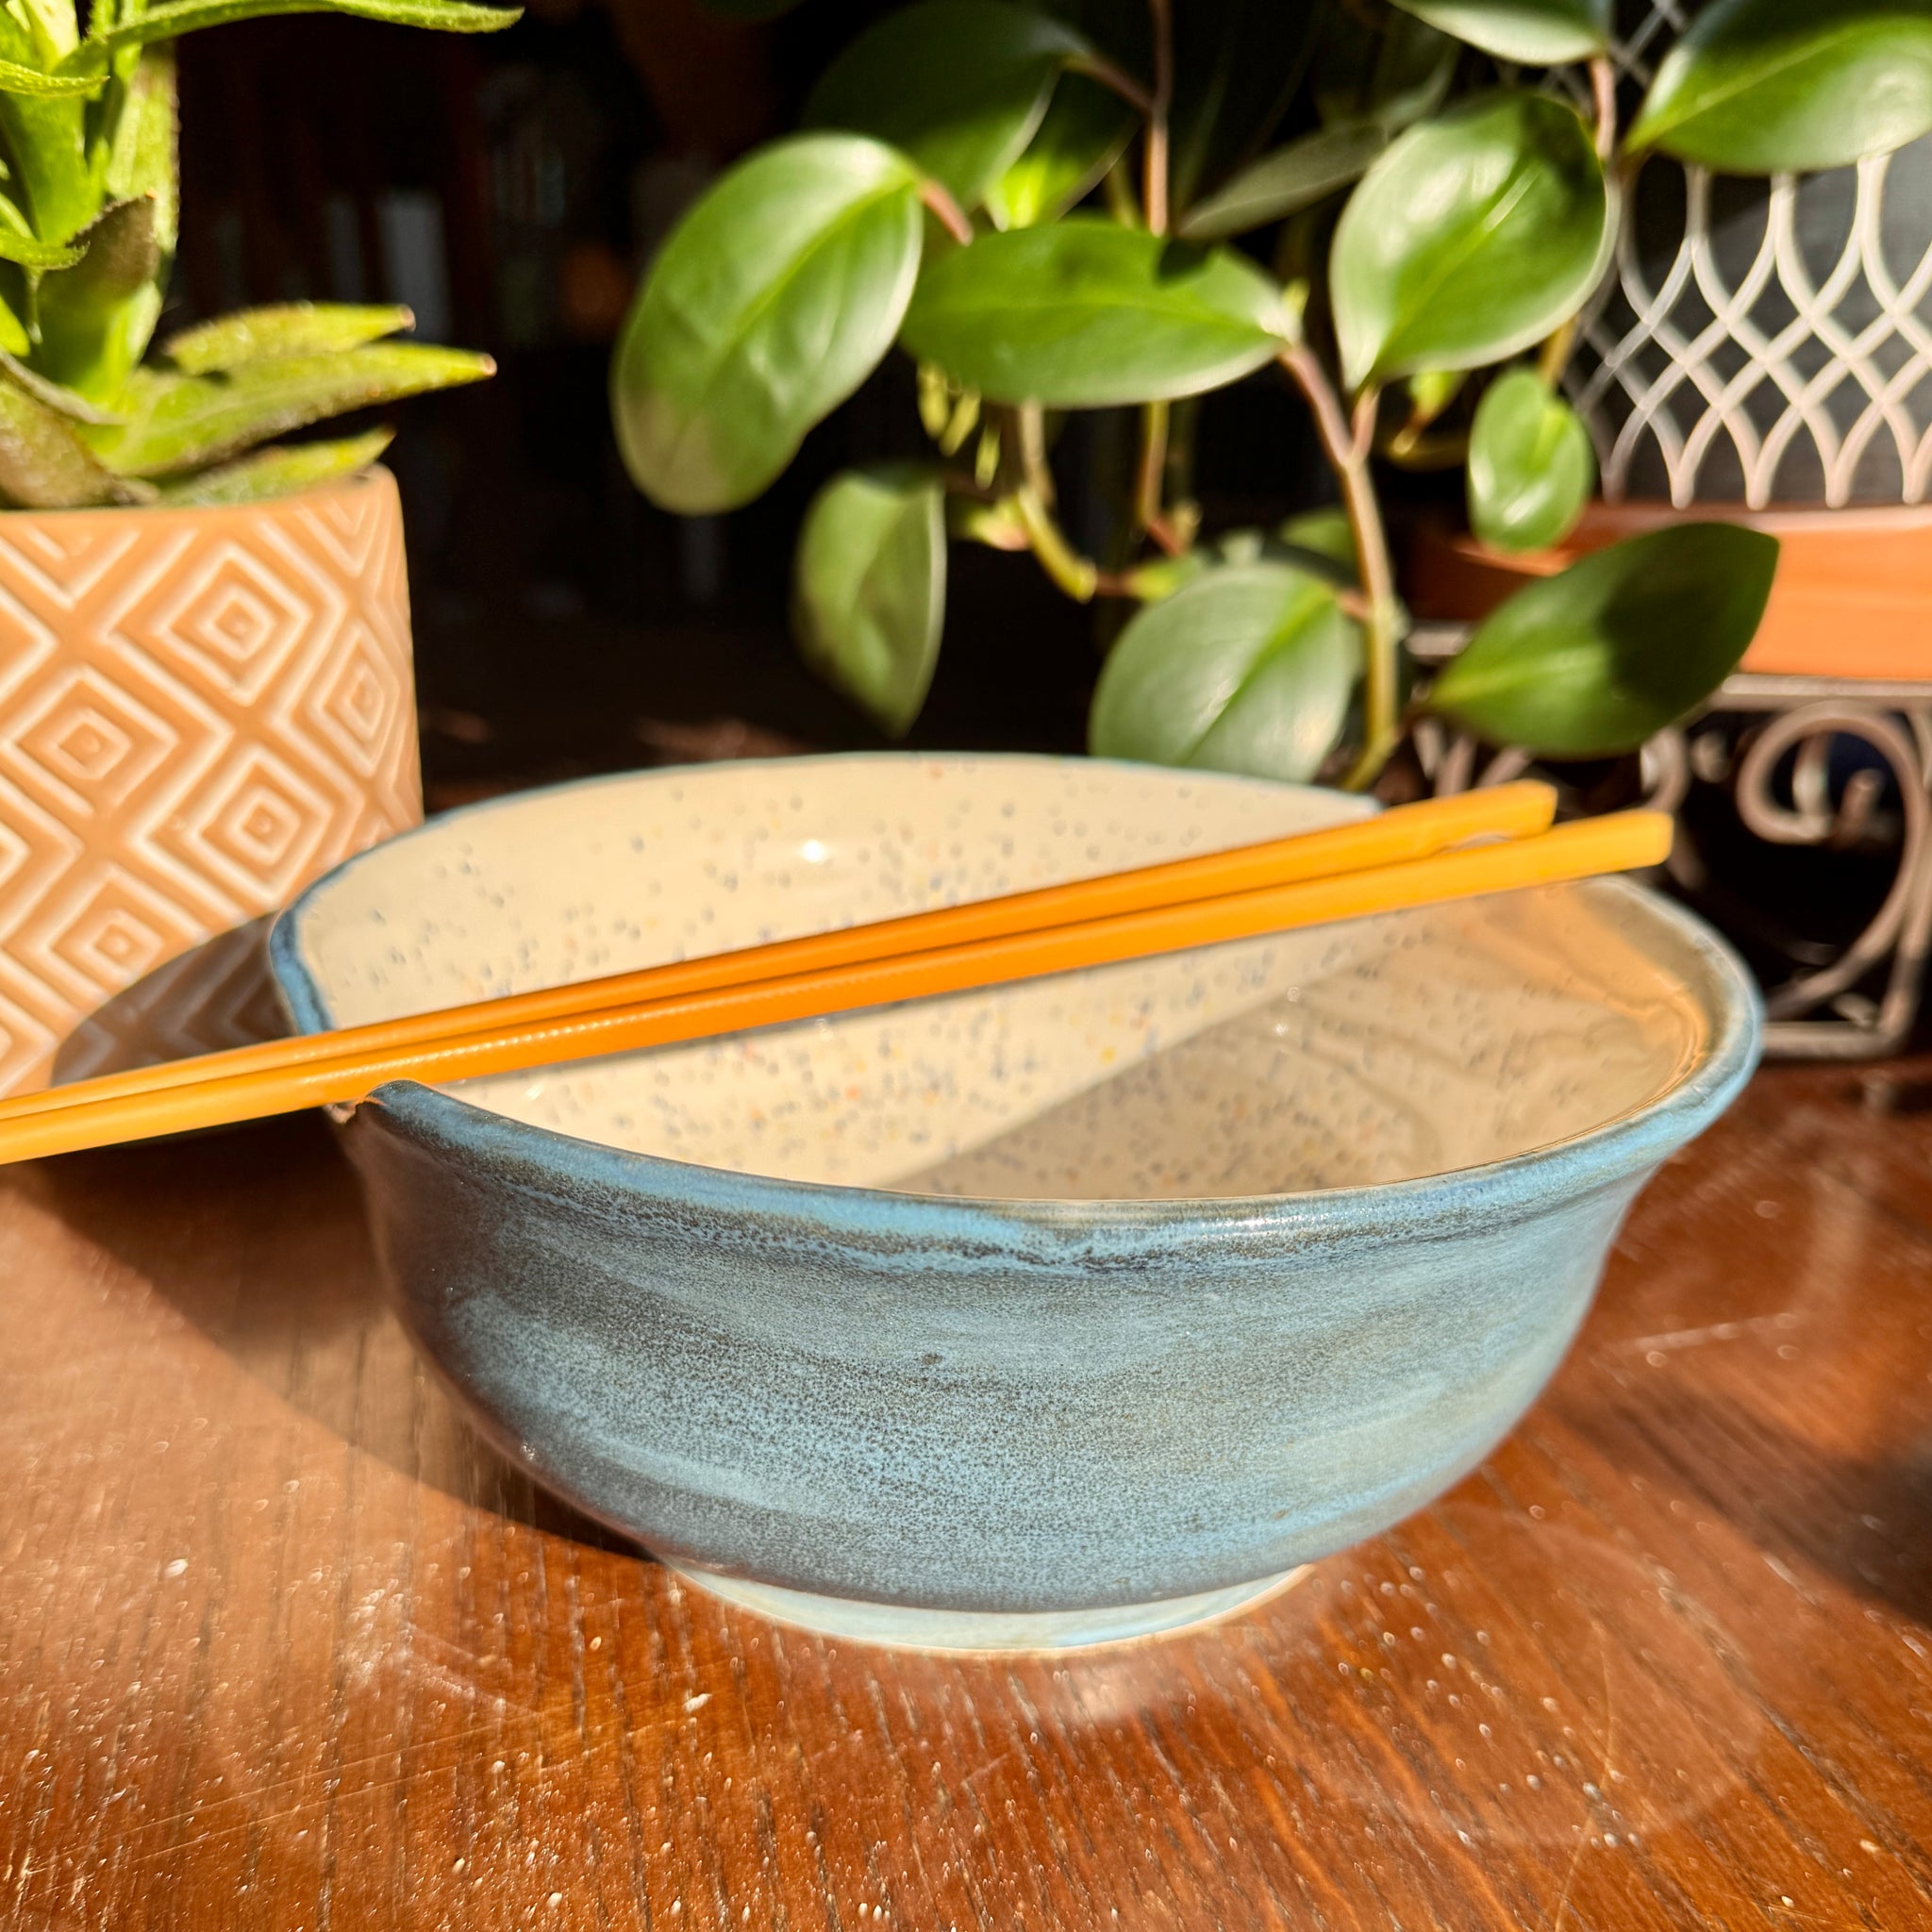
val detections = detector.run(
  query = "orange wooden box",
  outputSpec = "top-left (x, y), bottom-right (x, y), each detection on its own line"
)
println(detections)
top-left (1408, 501), bottom-right (1932, 682)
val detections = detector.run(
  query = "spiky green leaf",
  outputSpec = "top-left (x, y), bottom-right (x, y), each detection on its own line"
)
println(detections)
top-left (82, 342), bottom-right (495, 475)
top-left (157, 427), bottom-right (395, 506)
top-left (0, 378), bottom-right (145, 507)
top-left (0, 53), bottom-right (100, 94)
top-left (165, 303), bottom-right (415, 373)
top-left (34, 196), bottom-right (163, 400)
top-left (0, 225), bottom-right (83, 267)
top-left (96, 0), bottom-right (518, 52)
top-left (0, 349), bottom-right (122, 422)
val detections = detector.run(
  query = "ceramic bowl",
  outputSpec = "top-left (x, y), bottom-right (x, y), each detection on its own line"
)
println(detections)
top-left (271, 754), bottom-right (1760, 1650)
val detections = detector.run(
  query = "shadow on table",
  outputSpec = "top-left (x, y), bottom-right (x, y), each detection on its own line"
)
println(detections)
top-left (34, 1114), bottom-right (644, 1559)
top-left (1573, 1377), bottom-right (1932, 1629)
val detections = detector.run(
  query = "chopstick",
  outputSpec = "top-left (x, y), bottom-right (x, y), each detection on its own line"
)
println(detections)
top-left (0, 803), bottom-right (1669, 1166)
top-left (0, 782), bottom-right (1557, 1129)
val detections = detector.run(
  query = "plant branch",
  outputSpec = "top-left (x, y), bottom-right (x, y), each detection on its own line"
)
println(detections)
top-left (1134, 398), bottom-right (1185, 555)
top-left (1537, 60), bottom-right (1619, 391)
top-left (1069, 50), bottom-right (1153, 116)
top-left (1281, 346), bottom-right (1401, 791)
top-left (919, 178), bottom-right (974, 247)
top-left (1591, 54), bottom-right (1618, 164)
top-left (1015, 488), bottom-right (1099, 601)
top-left (1144, 0), bottom-right (1173, 235)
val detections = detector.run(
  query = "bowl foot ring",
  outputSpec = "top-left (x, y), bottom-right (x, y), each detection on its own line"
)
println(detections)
top-left (663, 1559), bottom-right (1312, 1654)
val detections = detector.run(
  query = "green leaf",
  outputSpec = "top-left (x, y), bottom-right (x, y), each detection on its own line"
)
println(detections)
top-left (0, 6), bottom-right (93, 246)
top-left (805, 0), bottom-right (1087, 208)
top-left (792, 464), bottom-right (946, 736)
top-left (1178, 122), bottom-right (1390, 241)
top-left (165, 303), bottom-right (415, 373)
top-left (1277, 505), bottom-right (1358, 580)
top-left (0, 53), bottom-right (99, 93)
top-left (1170, 0), bottom-right (1323, 209)
top-left (1090, 561), bottom-right (1358, 783)
top-left (0, 348), bottom-right (121, 422)
top-left (1467, 367), bottom-right (1594, 553)
top-left (101, 48), bottom-right (177, 259)
top-left (900, 217), bottom-right (1297, 408)
top-left (1331, 89), bottom-right (1611, 391)
top-left (611, 133), bottom-right (924, 515)
top-left (0, 225), bottom-right (82, 266)
top-left (0, 377), bottom-right (145, 506)
top-left (81, 342), bottom-right (495, 475)
top-left (984, 72), bottom-right (1133, 228)
top-left (1627, 0), bottom-right (1932, 174)
top-left (96, 0), bottom-right (519, 53)
top-left (157, 427), bottom-right (395, 506)
top-left (33, 195), bottom-right (162, 401)
top-left (1314, 7), bottom-right (1457, 134)
top-left (1427, 524), bottom-right (1778, 757)
top-left (1388, 0), bottom-right (1609, 64)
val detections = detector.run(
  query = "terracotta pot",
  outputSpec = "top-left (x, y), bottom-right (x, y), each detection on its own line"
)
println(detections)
top-left (0, 467), bottom-right (423, 1096)
top-left (1408, 500), bottom-right (1932, 682)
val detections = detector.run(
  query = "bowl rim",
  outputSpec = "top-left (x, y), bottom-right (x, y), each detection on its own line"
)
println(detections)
top-left (270, 751), bottom-right (1764, 1239)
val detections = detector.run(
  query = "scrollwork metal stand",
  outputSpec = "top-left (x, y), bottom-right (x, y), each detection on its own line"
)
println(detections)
top-left (1411, 635), bottom-right (1932, 1059)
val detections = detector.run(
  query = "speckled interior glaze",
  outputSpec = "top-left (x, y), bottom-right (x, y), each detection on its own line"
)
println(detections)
top-left (273, 754), bottom-right (1761, 1649)
top-left (288, 756), bottom-right (1711, 1198)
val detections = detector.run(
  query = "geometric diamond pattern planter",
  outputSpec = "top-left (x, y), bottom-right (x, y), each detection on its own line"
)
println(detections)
top-left (0, 467), bottom-right (422, 1094)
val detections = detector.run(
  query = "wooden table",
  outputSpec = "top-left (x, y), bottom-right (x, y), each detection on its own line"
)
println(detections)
top-left (5, 1063), bottom-right (1932, 1930)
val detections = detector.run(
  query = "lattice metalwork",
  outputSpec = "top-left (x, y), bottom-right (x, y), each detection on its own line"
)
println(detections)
top-left (1568, 1), bottom-right (1932, 508)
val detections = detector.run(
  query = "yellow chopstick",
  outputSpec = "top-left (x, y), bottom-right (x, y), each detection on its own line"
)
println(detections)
top-left (0, 781), bottom-right (1556, 1128)
top-left (0, 808), bottom-right (1668, 1166)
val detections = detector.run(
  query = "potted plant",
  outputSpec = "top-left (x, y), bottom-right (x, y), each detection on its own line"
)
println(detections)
top-left (0, 0), bottom-right (515, 1094)
top-left (608, 0), bottom-right (1932, 809)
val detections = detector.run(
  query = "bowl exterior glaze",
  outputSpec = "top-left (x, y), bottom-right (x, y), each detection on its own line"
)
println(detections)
top-left (340, 1086), bottom-right (1705, 1613)
top-left (275, 756), bottom-right (1761, 1618)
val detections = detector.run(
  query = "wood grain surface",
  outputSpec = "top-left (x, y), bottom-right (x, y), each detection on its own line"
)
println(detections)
top-left (4, 1063), bottom-right (1931, 1930)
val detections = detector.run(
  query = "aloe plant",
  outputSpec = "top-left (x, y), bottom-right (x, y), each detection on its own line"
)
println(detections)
top-left (610, 0), bottom-right (1922, 791)
top-left (0, 0), bottom-right (516, 510)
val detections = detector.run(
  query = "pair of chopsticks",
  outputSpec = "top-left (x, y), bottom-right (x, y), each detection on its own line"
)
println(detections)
top-left (0, 782), bottom-right (1670, 1166)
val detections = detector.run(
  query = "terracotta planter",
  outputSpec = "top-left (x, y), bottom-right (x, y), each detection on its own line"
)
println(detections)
top-left (0, 467), bottom-right (423, 1096)
top-left (1409, 500), bottom-right (1932, 682)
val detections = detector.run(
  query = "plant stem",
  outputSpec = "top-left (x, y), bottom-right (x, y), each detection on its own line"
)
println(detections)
top-left (1016, 401), bottom-right (1054, 506)
top-left (1591, 55), bottom-right (1618, 164)
top-left (1133, 398), bottom-right (1185, 555)
top-left (919, 179), bottom-right (974, 246)
top-left (1536, 60), bottom-right (1619, 392)
top-left (1281, 346), bottom-right (1400, 791)
top-left (1010, 400), bottom-right (1101, 599)
top-left (1144, 0), bottom-right (1173, 236)
top-left (1016, 489), bottom-right (1099, 601)
top-left (1070, 51), bottom-right (1154, 116)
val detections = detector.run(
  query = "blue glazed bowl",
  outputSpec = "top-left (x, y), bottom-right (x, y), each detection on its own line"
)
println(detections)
top-left (272, 755), bottom-right (1760, 1650)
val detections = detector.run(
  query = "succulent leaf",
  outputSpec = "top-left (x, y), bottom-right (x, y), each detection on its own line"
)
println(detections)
top-left (156, 426), bottom-right (395, 505)
top-left (165, 303), bottom-right (415, 373)
top-left (0, 375), bottom-right (146, 506)
top-left (96, 0), bottom-right (520, 53)
top-left (0, 347), bottom-right (122, 421)
top-left (34, 195), bottom-right (163, 400)
top-left (82, 342), bottom-right (496, 476)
